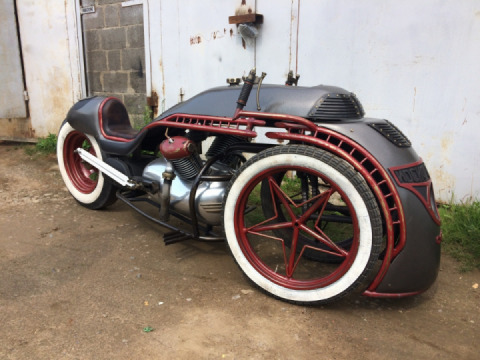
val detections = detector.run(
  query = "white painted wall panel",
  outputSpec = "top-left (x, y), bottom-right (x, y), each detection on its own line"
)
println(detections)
top-left (0, 0), bottom-right (27, 118)
top-left (149, 0), bottom-right (255, 113)
top-left (295, 0), bottom-right (480, 202)
top-left (255, 0), bottom-right (299, 83)
top-left (16, 0), bottom-right (81, 136)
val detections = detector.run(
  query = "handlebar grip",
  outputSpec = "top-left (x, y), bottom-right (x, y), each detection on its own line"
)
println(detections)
top-left (236, 68), bottom-right (256, 109)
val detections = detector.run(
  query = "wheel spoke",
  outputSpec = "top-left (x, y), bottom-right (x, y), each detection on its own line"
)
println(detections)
top-left (299, 224), bottom-right (348, 257)
top-left (263, 176), bottom-right (350, 276)
top-left (298, 189), bottom-right (332, 223)
top-left (286, 226), bottom-right (300, 277)
top-left (268, 177), bottom-right (297, 221)
top-left (258, 175), bottom-right (352, 276)
top-left (248, 221), bottom-right (292, 233)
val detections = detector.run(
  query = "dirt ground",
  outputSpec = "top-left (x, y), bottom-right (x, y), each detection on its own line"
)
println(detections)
top-left (0, 142), bottom-right (479, 360)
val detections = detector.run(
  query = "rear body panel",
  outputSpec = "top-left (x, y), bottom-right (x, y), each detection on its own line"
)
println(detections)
top-left (323, 121), bottom-right (441, 294)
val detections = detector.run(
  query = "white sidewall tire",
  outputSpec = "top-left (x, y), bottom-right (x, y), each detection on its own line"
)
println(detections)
top-left (224, 150), bottom-right (375, 303)
top-left (57, 122), bottom-right (107, 205)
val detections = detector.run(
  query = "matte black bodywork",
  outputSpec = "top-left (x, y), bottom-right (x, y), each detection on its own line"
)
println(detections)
top-left (64, 83), bottom-right (441, 297)
top-left (324, 121), bottom-right (441, 293)
top-left (159, 84), bottom-right (361, 120)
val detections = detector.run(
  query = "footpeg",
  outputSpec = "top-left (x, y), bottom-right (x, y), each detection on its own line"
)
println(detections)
top-left (163, 231), bottom-right (193, 245)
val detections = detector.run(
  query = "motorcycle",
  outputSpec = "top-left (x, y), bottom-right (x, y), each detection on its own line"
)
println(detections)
top-left (57, 68), bottom-right (441, 305)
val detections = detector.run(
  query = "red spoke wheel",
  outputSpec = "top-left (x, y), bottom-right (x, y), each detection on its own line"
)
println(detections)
top-left (57, 122), bottom-right (117, 209)
top-left (223, 145), bottom-right (382, 304)
top-left (260, 170), bottom-right (354, 263)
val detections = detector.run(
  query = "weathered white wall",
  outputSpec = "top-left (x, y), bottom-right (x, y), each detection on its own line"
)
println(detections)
top-left (295, 0), bottom-right (480, 203)
top-left (146, 0), bottom-right (480, 202)
top-left (10, 0), bottom-right (479, 202)
top-left (16, 0), bottom-right (82, 137)
top-left (0, 0), bottom-right (27, 119)
top-left (146, 0), bottom-right (256, 113)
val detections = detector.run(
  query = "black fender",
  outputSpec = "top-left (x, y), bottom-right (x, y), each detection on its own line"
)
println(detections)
top-left (323, 120), bottom-right (441, 294)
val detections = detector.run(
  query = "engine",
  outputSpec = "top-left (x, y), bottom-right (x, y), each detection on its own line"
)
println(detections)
top-left (142, 136), bottom-right (236, 226)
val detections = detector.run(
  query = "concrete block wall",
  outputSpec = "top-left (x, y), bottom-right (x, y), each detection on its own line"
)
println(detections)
top-left (82, 0), bottom-right (147, 125)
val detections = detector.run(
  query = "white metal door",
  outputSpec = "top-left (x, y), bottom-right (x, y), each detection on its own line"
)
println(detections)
top-left (0, 0), bottom-right (27, 118)
top-left (146, 0), bottom-right (257, 113)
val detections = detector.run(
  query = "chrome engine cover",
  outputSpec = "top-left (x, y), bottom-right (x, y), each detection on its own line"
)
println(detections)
top-left (142, 157), bottom-right (231, 225)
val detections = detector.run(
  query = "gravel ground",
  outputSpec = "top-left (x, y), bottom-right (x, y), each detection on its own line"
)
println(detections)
top-left (0, 143), bottom-right (479, 359)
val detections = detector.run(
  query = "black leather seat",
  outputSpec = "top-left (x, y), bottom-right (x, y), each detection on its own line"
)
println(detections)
top-left (101, 98), bottom-right (138, 140)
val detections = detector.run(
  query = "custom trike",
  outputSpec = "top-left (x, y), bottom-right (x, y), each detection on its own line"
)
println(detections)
top-left (57, 69), bottom-right (441, 304)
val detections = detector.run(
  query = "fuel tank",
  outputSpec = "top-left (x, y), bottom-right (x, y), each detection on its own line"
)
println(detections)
top-left (158, 84), bottom-right (364, 122)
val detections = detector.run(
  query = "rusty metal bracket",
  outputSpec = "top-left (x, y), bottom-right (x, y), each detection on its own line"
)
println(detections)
top-left (146, 91), bottom-right (159, 107)
top-left (285, 71), bottom-right (300, 86)
top-left (228, 13), bottom-right (263, 25)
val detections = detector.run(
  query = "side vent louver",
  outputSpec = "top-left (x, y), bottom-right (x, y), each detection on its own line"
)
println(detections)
top-left (369, 121), bottom-right (412, 148)
top-left (308, 93), bottom-right (365, 121)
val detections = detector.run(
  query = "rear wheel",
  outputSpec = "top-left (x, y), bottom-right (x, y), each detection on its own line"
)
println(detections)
top-left (223, 145), bottom-right (382, 304)
top-left (57, 122), bottom-right (117, 209)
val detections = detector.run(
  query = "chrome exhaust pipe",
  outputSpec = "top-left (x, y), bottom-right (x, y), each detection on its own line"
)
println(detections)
top-left (75, 148), bottom-right (136, 188)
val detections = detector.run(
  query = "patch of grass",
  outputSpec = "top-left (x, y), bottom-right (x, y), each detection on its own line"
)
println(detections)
top-left (439, 200), bottom-right (480, 271)
top-left (24, 133), bottom-right (57, 156)
top-left (36, 133), bottom-right (57, 154)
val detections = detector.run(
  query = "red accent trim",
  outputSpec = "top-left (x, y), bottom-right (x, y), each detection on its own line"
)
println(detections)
top-left (389, 159), bottom-right (441, 225)
top-left (240, 110), bottom-right (319, 132)
top-left (155, 114), bottom-right (265, 137)
top-left (362, 290), bottom-right (423, 298)
top-left (436, 231), bottom-right (443, 244)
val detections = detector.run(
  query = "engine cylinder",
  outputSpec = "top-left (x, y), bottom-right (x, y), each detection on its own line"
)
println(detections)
top-left (171, 155), bottom-right (203, 180)
top-left (159, 136), bottom-right (195, 160)
top-left (159, 136), bottom-right (202, 180)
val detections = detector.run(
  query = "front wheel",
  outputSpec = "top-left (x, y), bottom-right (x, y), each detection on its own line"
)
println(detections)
top-left (57, 122), bottom-right (117, 209)
top-left (223, 145), bottom-right (383, 305)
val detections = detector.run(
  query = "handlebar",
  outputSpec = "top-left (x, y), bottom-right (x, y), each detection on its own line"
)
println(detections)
top-left (233, 68), bottom-right (256, 118)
